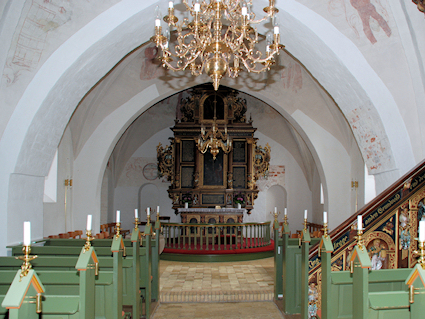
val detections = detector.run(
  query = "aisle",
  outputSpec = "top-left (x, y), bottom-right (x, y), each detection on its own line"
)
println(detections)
top-left (152, 302), bottom-right (285, 319)
top-left (158, 257), bottom-right (274, 303)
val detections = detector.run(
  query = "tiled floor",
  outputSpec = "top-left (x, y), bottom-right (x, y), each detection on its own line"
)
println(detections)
top-left (153, 257), bottom-right (300, 318)
top-left (159, 257), bottom-right (275, 302)
top-left (152, 302), bottom-right (285, 319)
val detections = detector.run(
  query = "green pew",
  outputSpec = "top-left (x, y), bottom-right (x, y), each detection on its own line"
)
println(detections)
top-left (321, 239), bottom-right (425, 319)
top-left (328, 269), bottom-right (411, 318)
top-left (274, 229), bottom-right (320, 315)
top-left (0, 246), bottom-right (100, 319)
top-left (11, 227), bottom-right (158, 318)
top-left (3, 238), bottom-right (128, 319)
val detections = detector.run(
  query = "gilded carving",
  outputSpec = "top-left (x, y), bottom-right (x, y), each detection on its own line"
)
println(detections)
top-left (180, 93), bottom-right (199, 122)
top-left (157, 142), bottom-right (174, 181)
top-left (254, 143), bottom-right (271, 180)
top-left (228, 94), bottom-right (247, 123)
top-left (227, 172), bottom-right (233, 189)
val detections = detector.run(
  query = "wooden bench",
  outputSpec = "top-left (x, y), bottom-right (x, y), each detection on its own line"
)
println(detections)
top-left (8, 224), bottom-right (161, 318)
top-left (0, 246), bottom-right (103, 319)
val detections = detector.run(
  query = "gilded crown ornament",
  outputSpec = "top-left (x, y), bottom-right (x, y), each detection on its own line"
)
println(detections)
top-left (151, 0), bottom-right (284, 91)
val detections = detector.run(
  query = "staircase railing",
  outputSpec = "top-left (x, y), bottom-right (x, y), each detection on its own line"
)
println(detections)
top-left (162, 222), bottom-right (271, 251)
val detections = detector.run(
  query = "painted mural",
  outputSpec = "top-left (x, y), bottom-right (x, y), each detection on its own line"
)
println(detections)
top-left (281, 62), bottom-right (303, 93)
top-left (327, 0), bottom-right (392, 44)
top-left (347, 103), bottom-right (395, 174)
top-left (3, 0), bottom-right (72, 85)
top-left (139, 44), bottom-right (164, 81)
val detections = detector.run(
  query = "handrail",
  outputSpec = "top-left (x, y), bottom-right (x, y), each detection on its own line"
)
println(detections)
top-left (162, 221), bottom-right (272, 252)
top-left (308, 158), bottom-right (425, 272)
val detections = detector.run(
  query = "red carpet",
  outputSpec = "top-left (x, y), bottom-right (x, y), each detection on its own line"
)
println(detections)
top-left (163, 239), bottom-right (274, 255)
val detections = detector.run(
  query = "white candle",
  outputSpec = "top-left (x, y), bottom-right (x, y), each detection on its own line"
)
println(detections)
top-left (23, 221), bottom-right (31, 246)
top-left (169, 1), bottom-right (174, 8)
top-left (420, 221), bottom-right (425, 243)
top-left (147, 207), bottom-right (150, 217)
top-left (304, 210), bottom-right (308, 220)
top-left (87, 215), bottom-right (92, 231)
top-left (116, 210), bottom-right (120, 223)
top-left (242, 7), bottom-right (247, 16)
top-left (274, 207), bottom-right (277, 214)
top-left (157, 206), bottom-right (160, 213)
top-left (135, 209), bottom-right (138, 219)
top-left (284, 208), bottom-right (287, 216)
top-left (357, 215), bottom-right (362, 230)
top-left (323, 211), bottom-right (327, 224)
top-left (194, 2), bottom-right (200, 12)
top-left (274, 25), bottom-right (280, 35)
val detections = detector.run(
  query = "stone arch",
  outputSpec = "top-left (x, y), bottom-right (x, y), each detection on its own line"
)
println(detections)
top-left (0, 0), bottom-right (414, 253)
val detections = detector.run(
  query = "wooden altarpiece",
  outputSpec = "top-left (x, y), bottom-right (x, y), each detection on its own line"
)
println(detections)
top-left (157, 85), bottom-right (270, 221)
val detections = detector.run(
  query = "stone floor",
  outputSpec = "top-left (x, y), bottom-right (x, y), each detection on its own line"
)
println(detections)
top-left (153, 257), bottom-right (301, 318)
top-left (152, 302), bottom-right (285, 319)
top-left (158, 257), bottom-right (275, 303)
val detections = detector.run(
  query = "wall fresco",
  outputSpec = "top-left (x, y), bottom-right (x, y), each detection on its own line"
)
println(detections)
top-left (328, 0), bottom-right (392, 44)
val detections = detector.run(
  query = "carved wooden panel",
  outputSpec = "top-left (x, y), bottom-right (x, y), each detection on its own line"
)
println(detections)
top-left (181, 166), bottom-right (194, 188)
top-left (181, 140), bottom-right (195, 162)
top-left (233, 166), bottom-right (246, 188)
top-left (202, 194), bottom-right (225, 205)
top-left (233, 140), bottom-right (246, 163)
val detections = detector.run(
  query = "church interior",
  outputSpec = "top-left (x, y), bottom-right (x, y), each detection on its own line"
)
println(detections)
top-left (1, 0), bottom-right (425, 318)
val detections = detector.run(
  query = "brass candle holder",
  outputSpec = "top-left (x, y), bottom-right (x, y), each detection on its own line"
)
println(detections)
top-left (134, 217), bottom-right (139, 230)
top-left (83, 229), bottom-right (94, 252)
top-left (283, 214), bottom-right (288, 226)
top-left (355, 227), bottom-right (365, 250)
top-left (414, 240), bottom-right (425, 269)
top-left (16, 245), bottom-right (37, 280)
top-left (272, 210), bottom-right (280, 222)
top-left (115, 222), bottom-right (121, 239)
top-left (303, 217), bottom-right (308, 231)
top-left (322, 222), bottom-right (329, 238)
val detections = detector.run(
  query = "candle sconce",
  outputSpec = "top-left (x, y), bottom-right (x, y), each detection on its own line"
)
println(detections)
top-left (16, 245), bottom-right (37, 280)
top-left (83, 229), bottom-right (94, 252)
top-left (322, 222), bottom-right (329, 238)
top-left (283, 213), bottom-right (288, 226)
top-left (355, 227), bottom-right (365, 251)
top-left (134, 217), bottom-right (139, 230)
top-left (272, 210), bottom-right (280, 222)
top-left (115, 222), bottom-right (121, 239)
top-left (413, 240), bottom-right (425, 269)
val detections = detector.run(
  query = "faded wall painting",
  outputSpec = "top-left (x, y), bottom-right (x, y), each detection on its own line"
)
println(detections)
top-left (328, 0), bottom-right (392, 44)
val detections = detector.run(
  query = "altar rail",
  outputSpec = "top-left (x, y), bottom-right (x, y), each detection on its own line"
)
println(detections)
top-left (162, 222), bottom-right (271, 252)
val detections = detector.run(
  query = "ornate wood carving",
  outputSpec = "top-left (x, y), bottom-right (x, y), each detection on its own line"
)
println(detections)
top-left (157, 142), bottom-right (174, 182)
top-left (254, 143), bottom-right (271, 180)
top-left (159, 84), bottom-right (264, 214)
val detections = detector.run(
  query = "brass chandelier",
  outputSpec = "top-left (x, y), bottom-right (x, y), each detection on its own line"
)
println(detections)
top-left (151, 0), bottom-right (284, 91)
top-left (197, 118), bottom-right (232, 160)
